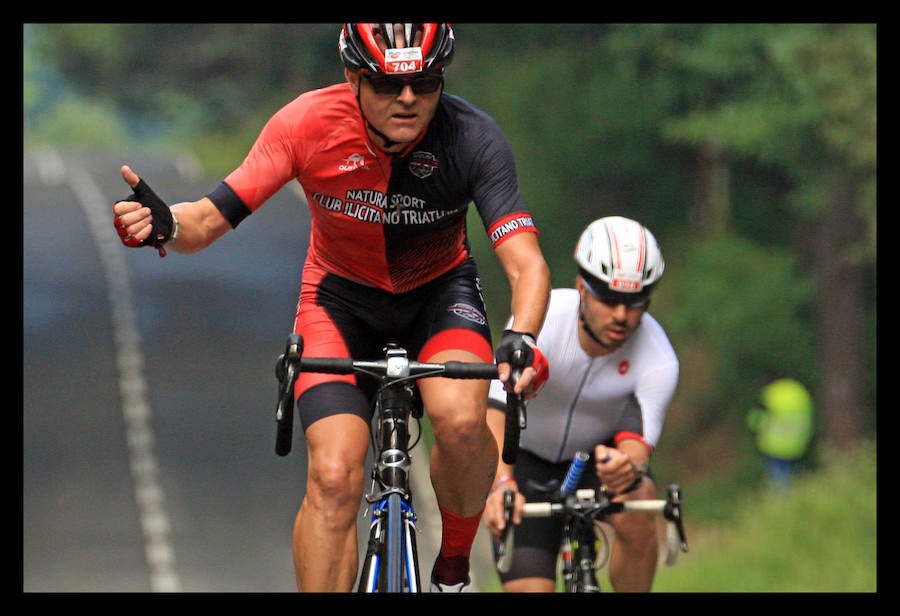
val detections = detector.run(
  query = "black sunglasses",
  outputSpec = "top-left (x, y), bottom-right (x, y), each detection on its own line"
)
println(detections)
top-left (361, 73), bottom-right (444, 96)
top-left (582, 276), bottom-right (651, 308)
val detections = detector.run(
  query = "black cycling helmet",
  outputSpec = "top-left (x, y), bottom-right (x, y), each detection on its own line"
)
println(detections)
top-left (339, 23), bottom-right (455, 75)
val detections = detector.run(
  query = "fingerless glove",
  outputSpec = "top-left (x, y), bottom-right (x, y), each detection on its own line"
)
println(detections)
top-left (494, 329), bottom-right (549, 393)
top-left (115, 178), bottom-right (175, 257)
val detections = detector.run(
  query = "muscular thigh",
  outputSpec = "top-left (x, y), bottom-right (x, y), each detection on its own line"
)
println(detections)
top-left (408, 260), bottom-right (493, 424)
top-left (304, 413), bottom-right (371, 477)
top-left (418, 353), bottom-right (490, 426)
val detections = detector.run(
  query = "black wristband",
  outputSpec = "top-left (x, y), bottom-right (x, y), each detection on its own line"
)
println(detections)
top-left (505, 328), bottom-right (537, 341)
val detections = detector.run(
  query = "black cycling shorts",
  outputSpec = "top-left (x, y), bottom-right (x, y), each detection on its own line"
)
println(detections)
top-left (294, 258), bottom-right (493, 431)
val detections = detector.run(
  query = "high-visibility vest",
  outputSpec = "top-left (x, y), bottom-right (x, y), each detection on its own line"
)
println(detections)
top-left (747, 378), bottom-right (814, 460)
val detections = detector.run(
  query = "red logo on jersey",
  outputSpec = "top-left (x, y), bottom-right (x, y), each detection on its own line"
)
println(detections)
top-left (409, 151), bottom-right (438, 179)
top-left (447, 303), bottom-right (486, 326)
top-left (618, 360), bottom-right (630, 375)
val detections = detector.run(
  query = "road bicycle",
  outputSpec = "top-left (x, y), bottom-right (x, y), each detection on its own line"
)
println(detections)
top-left (495, 451), bottom-right (689, 593)
top-left (274, 333), bottom-right (524, 592)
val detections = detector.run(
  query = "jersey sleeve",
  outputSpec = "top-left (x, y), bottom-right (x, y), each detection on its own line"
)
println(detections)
top-left (631, 353), bottom-right (679, 448)
top-left (454, 100), bottom-right (537, 248)
top-left (208, 93), bottom-right (319, 226)
top-left (222, 106), bottom-right (304, 211)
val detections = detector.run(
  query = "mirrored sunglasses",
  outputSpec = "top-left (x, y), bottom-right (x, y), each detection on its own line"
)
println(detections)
top-left (583, 278), bottom-right (650, 308)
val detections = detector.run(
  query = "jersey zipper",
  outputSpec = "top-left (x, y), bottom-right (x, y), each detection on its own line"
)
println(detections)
top-left (555, 357), bottom-right (594, 462)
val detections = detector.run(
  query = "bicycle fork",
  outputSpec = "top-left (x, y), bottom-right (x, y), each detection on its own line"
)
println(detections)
top-left (358, 392), bottom-right (422, 592)
top-left (358, 496), bottom-right (421, 592)
top-left (561, 517), bottom-right (601, 593)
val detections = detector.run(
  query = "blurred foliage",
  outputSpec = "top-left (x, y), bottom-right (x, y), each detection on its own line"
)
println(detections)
top-left (649, 233), bottom-right (818, 492)
top-left (658, 233), bottom-right (815, 425)
top-left (23, 22), bottom-right (876, 489)
top-left (652, 440), bottom-right (876, 592)
top-left (25, 24), bottom-right (340, 139)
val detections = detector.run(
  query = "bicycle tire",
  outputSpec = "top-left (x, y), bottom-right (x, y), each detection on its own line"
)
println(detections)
top-left (592, 521), bottom-right (612, 570)
top-left (363, 495), bottom-right (420, 592)
top-left (384, 492), bottom-right (405, 592)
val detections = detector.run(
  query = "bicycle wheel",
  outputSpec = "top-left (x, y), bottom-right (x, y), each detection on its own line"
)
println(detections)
top-left (384, 492), bottom-right (405, 592)
top-left (593, 520), bottom-right (613, 570)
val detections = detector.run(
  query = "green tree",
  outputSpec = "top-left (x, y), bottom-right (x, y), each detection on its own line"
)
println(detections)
top-left (651, 24), bottom-right (876, 446)
top-left (26, 23), bottom-right (340, 164)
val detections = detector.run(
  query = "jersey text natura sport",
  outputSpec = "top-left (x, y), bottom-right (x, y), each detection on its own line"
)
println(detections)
top-left (207, 82), bottom-right (537, 294)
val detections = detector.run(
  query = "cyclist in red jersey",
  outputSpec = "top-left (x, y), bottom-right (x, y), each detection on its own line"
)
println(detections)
top-left (112, 23), bottom-right (550, 592)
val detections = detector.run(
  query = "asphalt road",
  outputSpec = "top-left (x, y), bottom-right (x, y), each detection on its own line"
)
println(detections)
top-left (22, 148), bottom-right (496, 593)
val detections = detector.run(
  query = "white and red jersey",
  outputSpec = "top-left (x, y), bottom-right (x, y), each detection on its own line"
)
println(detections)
top-left (489, 288), bottom-right (679, 463)
top-left (208, 82), bottom-right (537, 294)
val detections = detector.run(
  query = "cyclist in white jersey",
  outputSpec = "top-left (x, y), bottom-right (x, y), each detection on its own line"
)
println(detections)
top-left (482, 216), bottom-right (679, 592)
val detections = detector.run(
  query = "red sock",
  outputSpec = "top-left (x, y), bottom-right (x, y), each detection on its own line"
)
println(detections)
top-left (438, 505), bottom-right (483, 557)
top-left (433, 506), bottom-right (483, 584)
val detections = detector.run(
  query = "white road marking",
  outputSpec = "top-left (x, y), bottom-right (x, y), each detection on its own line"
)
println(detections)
top-left (31, 147), bottom-right (182, 592)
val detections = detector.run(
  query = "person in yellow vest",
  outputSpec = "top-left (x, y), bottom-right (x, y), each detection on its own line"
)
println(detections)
top-left (746, 376), bottom-right (814, 489)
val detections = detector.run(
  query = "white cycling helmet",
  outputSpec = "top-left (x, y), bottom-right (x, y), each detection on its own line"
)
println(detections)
top-left (574, 216), bottom-right (665, 294)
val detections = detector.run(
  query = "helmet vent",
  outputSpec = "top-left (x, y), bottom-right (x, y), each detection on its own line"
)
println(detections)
top-left (574, 216), bottom-right (665, 290)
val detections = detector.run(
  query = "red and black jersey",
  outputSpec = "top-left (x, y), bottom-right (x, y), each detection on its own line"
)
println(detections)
top-left (207, 82), bottom-right (538, 294)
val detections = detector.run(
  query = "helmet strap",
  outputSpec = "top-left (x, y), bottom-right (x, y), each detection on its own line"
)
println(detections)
top-left (363, 122), bottom-right (400, 148)
top-left (354, 92), bottom-right (402, 151)
top-left (365, 117), bottom-right (400, 150)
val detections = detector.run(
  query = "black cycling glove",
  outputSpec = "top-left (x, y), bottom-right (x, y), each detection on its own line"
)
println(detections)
top-left (115, 177), bottom-right (176, 257)
top-left (494, 329), bottom-right (549, 393)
